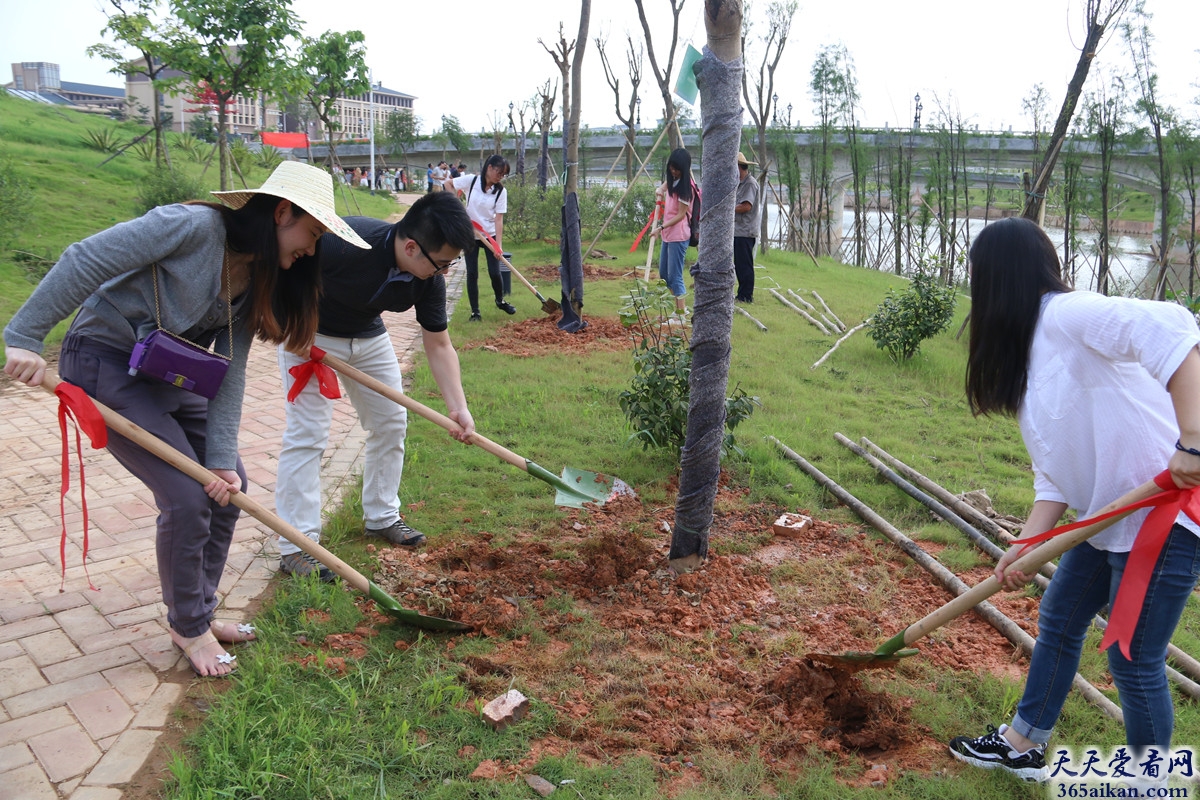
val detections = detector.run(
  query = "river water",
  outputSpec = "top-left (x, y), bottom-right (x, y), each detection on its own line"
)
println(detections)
top-left (762, 202), bottom-right (1164, 296)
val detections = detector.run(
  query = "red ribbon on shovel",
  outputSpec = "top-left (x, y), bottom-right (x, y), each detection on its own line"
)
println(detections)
top-left (629, 200), bottom-right (665, 252)
top-left (55, 382), bottom-right (107, 592)
top-left (287, 346), bottom-right (341, 403)
top-left (471, 220), bottom-right (502, 255)
top-left (1012, 469), bottom-right (1200, 660)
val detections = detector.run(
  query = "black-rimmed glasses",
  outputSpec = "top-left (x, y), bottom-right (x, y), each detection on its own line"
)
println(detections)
top-left (415, 239), bottom-right (463, 273)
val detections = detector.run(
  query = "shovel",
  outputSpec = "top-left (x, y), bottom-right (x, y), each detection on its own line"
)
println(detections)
top-left (318, 352), bottom-right (633, 508)
top-left (472, 221), bottom-right (561, 315)
top-left (40, 373), bottom-right (470, 633)
top-left (819, 478), bottom-right (1163, 667)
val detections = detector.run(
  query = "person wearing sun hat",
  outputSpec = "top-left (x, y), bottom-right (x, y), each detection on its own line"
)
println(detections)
top-left (3, 160), bottom-right (367, 677)
top-left (274, 191), bottom-right (478, 579)
top-left (733, 151), bottom-right (760, 303)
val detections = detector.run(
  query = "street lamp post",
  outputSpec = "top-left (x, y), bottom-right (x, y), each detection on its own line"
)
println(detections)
top-left (913, 93), bottom-right (923, 130)
top-left (772, 92), bottom-right (778, 126)
top-left (636, 96), bottom-right (641, 129)
top-left (787, 103), bottom-right (793, 128)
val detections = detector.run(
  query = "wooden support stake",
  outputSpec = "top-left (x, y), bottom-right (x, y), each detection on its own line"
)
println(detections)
top-left (859, 435), bottom-right (1200, 694)
top-left (770, 288), bottom-right (830, 334)
top-left (734, 305), bottom-right (767, 332)
top-left (768, 435), bottom-right (1124, 724)
top-left (813, 291), bottom-right (846, 331)
top-left (811, 319), bottom-right (870, 370)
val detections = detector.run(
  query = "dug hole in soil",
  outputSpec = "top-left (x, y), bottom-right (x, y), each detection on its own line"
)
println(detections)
top-left (319, 312), bottom-right (1038, 791)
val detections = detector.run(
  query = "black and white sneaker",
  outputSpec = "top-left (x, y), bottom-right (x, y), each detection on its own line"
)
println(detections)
top-left (496, 301), bottom-right (516, 315)
top-left (279, 552), bottom-right (336, 583)
top-left (365, 519), bottom-right (427, 547)
top-left (948, 724), bottom-right (1049, 782)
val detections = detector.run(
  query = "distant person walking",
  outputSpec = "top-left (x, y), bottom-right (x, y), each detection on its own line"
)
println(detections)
top-left (733, 151), bottom-right (760, 303)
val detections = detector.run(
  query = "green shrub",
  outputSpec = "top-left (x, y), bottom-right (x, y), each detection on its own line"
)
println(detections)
top-left (504, 180), bottom-right (658, 245)
top-left (129, 137), bottom-right (156, 162)
top-left (136, 166), bottom-right (205, 212)
top-left (256, 145), bottom-right (283, 170)
top-left (617, 281), bottom-right (758, 454)
top-left (80, 128), bottom-right (124, 153)
top-left (0, 151), bottom-right (33, 250)
top-left (868, 261), bottom-right (958, 362)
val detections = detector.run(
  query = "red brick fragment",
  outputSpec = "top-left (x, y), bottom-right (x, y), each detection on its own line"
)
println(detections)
top-left (481, 689), bottom-right (530, 730)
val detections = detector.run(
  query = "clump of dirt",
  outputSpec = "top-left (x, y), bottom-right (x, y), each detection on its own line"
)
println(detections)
top-left (461, 314), bottom-right (636, 357)
top-left (359, 470), bottom-right (1029, 788)
top-left (526, 262), bottom-right (629, 281)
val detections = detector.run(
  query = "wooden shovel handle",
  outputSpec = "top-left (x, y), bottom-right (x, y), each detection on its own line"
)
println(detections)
top-left (473, 229), bottom-right (543, 298)
top-left (317, 352), bottom-right (529, 474)
top-left (39, 372), bottom-right (372, 594)
top-left (901, 478), bottom-right (1163, 647)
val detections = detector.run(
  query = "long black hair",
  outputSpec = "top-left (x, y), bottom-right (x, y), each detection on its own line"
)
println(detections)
top-left (965, 217), bottom-right (1071, 417)
top-left (664, 148), bottom-right (693, 202)
top-left (481, 154), bottom-right (510, 194)
top-left (190, 194), bottom-right (321, 350)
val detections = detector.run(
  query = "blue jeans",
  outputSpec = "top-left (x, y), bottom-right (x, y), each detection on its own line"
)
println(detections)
top-left (1012, 526), bottom-right (1200, 750)
top-left (659, 240), bottom-right (687, 297)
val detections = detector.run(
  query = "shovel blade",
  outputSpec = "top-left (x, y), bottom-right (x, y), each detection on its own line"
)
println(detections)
top-left (368, 581), bottom-right (473, 632)
top-left (555, 467), bottom-right (636, 508)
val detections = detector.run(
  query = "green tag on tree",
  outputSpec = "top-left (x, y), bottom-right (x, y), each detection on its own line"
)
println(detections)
top-left (674, 44), bottom-right (702, 105)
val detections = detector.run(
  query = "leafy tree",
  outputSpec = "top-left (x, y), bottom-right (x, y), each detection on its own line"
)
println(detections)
top-left (1123, 0), bottom-right (1177, 299)
top-left (808, 43), bottom-right (854, 256)
top-left (167, 0), bottom-right (301, 189)
top-left (1081, 75), bottom-right (1130, 296)
top-left (1023, 0), bottom-right (1131, 223)
top-left (381, 109), bottom-right (420, 173)
top-left (740, 0), bottom-right (797, 251)
top-left (596, 33), bottom-right (643, 185)
top-left (633, 0), bottom-right (687, 150)
top-left (438, 115), bottom-right (471, 161)
top-left (293, 29), bottom-right (369, 172)
top-left (1169, 123), bottom-right (1200, 297)
top-left (88, 0), bottom-right (181, 169)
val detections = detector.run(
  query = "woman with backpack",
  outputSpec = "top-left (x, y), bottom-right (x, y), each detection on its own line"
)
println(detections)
top-left (652, 147), bottom-right (694, 318)
top-left (445, 154), bottom-right (514, 321)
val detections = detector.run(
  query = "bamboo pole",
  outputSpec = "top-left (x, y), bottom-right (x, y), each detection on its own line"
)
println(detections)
top-left (769, 289), bottom-right (830, 334)
top-left (811, 319), bottom-right (871, 370)
top-left (812, 291), bottom-right (846, 331)
top-left (787, 289), bottom-right (837, 331)
top-left (584, 119), bottom-right (673, 259)
top-left (859, 436), bottom-right (1200, 693)
top-left (768, 435), bottom-right (1124, 723)
top-left (734, 305), bottom-right (767, 332)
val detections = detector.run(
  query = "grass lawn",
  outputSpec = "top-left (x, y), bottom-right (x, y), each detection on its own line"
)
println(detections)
top-left (4, 90), bottom-right (1199, 799)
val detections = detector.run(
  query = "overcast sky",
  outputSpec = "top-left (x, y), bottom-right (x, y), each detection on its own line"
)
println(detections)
top-left (3, 0), bottom-right (1197, 137)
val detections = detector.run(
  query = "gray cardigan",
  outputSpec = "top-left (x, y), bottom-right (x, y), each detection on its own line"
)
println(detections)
top-left (4, 204), bottom-right (253, 470)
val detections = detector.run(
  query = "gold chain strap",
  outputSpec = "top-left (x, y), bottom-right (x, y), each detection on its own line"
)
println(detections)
top-left (149, 248), bottom-right (234, 362)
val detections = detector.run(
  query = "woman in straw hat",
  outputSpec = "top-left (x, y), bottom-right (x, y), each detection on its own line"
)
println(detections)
top-left (3, 161), bottom-right (369, 676)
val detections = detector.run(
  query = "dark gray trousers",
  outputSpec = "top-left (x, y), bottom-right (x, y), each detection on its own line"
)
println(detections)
top-left (60, 335), bottom-right (246, 638)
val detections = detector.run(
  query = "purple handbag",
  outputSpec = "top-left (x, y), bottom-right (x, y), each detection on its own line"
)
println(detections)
top-left (128, 330), bottom-right (231, 399)
top-left (126, 260), bottom-right (233, 400)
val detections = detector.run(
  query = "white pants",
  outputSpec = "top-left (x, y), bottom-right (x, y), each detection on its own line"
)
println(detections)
top-left (275, 333), bottom-right (407, 556)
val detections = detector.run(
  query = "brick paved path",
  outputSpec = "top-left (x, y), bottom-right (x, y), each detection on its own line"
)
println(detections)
top-left (0, 269), bottom-right (463, 798)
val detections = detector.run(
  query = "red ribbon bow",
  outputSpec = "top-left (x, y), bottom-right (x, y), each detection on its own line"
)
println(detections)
top-left (1013, 469), bottom-right (1200, 660)
top-left (629, 200), bottom-right (665, 253)
top-left (287, 346), bottom-right (341, 403)
top-left (56, 382), bottom-right (107, 592)
top-left (472, 220), bottom-right (502, 255)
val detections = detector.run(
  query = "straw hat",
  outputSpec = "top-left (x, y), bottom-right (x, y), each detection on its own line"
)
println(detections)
top-left (211, 161), bottom-right (369, 249)
top-left (737, 152), bottom-right (757, 167)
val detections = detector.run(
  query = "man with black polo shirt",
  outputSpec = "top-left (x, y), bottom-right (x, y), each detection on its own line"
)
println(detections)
top-left (274, 192), bottom-right (477, 580)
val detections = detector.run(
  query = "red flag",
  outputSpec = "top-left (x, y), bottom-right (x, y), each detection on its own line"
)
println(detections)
top-left (262, 131), bottom-right (310, 149)
top-left (287, 346), bottom-right (342, 402)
